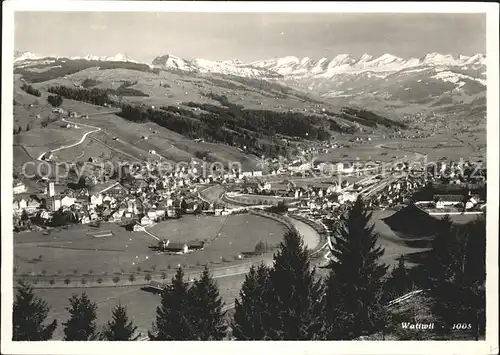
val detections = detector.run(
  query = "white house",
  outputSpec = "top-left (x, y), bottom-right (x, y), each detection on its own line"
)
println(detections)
top-left (13, 182), bottom-right (27, 194)
top-left (336, 162), bottom-right (354, 174)
top-left (140, 216), bottom-right (153, 226)
top-left (13, 198), bottom-right (27, 214)
top-left (90, 194), bottom-right (103, 207)
top-left (25, 197), bottom-right (41, 212)
top-left (340, 192), bottom-right (359, 204)
top-left (110, 210), bottom-right (124, 222)
top-left (46, 196), bottom-right (61, 211)
top-left (60, 196), bottom-right (75, 208)
top-left (133, 224), bottom-right (145, 232)
top-left (465, 196), bottom-right (479, 210)
top-left (37, 210), bottom-right (51, 221)
top-left (434, 195), bottom-right (464, 209)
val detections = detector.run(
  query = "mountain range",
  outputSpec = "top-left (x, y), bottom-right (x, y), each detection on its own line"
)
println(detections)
top-left (14, 50), bottom-right (487, 116)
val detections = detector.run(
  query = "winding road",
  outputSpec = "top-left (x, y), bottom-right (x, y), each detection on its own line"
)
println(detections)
top-left (36, 118), bottom-right (103, 161)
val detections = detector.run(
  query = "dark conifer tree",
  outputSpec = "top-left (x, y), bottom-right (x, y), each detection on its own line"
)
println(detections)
top-left (323, 196), bottom-right (389, 339)
top-left (62, 293), bottom-right (99, 340)
top-left (13, 281), bottom-right (57, 340)
top-left (383, 257), bottom-right (413, 302)
top-left (148, 268), bottom-right (195, 340)
top-left (265, 229), bottom-right (325, 340)
top-left (232, 263), bottom-right (272, 340)
top-left (430, 217), bottom-right (486, 338)
top-left (101, 303), bottom-right (139, 341)
top-left (189, 266), bottom-right (227, 340)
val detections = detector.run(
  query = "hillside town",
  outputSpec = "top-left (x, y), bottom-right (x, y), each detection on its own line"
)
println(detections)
top-left (13, 150), bottom-right (487, 235)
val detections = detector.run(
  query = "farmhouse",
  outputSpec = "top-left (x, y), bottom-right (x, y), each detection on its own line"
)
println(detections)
top-left (140, 215), bottom-right (153, 226)
top-left (158, 240), bottom-right (189, 254)
top-left (13, 181), bottom-right (27, 194)
top-left (433, 194), bottom-right (465, 209)
top-left (13, 197), bottom-right (27, 214)
top-left (336, 162), bottom-right (354, 173)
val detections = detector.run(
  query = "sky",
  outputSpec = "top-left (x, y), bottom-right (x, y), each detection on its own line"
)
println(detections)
top-left (14, 12), bottom-right (486, 63)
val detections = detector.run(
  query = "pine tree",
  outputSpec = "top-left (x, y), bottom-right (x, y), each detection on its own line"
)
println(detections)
top-left (13, 281), bottom-right (57, 340)
top-left (429, 217), bottom-right (486, 338)
top-left (148, 267), bottom-right (195, 340)
top-left (323, 196), bottom-right (389, 339)
top-left (383, 257), bottom-right (413, 302)
top-left (101, 303), bottom-right (139, 341)
top-left (232, 263), bottom-right (272, 340)
top-left (189, 266), bottom-right (227, 340)
top-left (427, 215), bottom-right (460, 282)
top-left (63, 293), bottom-right (99, 340)
top-left (265, 229), bottom-right (325, 340)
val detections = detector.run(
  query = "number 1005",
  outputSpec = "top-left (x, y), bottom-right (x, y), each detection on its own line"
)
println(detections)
top-left (453, 323), bottom-right (472, 330)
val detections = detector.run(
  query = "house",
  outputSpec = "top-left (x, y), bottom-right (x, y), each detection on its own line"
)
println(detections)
top-left (36, 210), bottom-right (51, 221)
top-left (434, 195), bottom-right (465, 209)
top-left (46, 196), bottom-right (61, 211)
top-left (158, 240), bottom-right (189, 254)
top-left (133, 223), bottom-right (145, 232)
top-left (393, 162), bottom-right (405, 172)
top-left (90, 194), bottom-right (103, 207)
top-left (42, 152), bottom-right (54, 161)
top-left (464, 196), bottom-right (479, 210)
top-left (140, 215), bottom-right (153, 226)
top-left (26, 197), bottom-right (42, 212)
top-left (13, 197), bottom-right (27, 214)
top-left (340, 192), bottom-right (358, 204)
top-left (110, 210), bottom-right (124, 222)
top-left (289, 161), bottom-right (311, 173)
top-left (336, 162), bottom-right (354, 174)
top-left (147, 209), bottom-right (158, 220)
top-left (166, 208), bottom-right (177, 218)
top-left (13, 182), bottom-right (27, 194)
top-left (188, 241), bottom-right (205, 250)
top-left (60, 195), bottom-right (76, 208)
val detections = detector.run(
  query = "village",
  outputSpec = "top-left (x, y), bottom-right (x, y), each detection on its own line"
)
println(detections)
top-left (13, 145), bottom-right (487, 236)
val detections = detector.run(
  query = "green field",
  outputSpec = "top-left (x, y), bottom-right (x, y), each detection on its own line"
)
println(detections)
top-left (14, 214), bottom-right (286, 277)
top-left (29, 271), bottom-right (246, 340)
top-left (23, 208), bottom-right (427, 340)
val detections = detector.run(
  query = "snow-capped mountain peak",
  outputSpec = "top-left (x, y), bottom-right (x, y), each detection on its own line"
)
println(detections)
top-left (14, 51), bottom-right (40, 62)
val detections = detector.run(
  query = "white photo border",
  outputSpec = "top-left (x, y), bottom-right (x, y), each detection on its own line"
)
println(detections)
top-left (2, 1), bottom-right (499, 354)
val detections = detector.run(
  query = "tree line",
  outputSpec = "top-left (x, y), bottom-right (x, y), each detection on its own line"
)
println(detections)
top-left (117, 96), bottom-right (330, 158)
top-left (21, 83), bottom-right (42, 97)
top-left (16, 59), bottom-right (158, 83)
top-left (13, 197), bottom-right (485, 340)
top-left (47, 84), bottom-right (148, 108)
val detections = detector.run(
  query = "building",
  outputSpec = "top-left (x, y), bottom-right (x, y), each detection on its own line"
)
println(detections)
top-left (13, 182), bottom-right (27, 194)
top-left (336, 162), bottom-right (354, 174)
top-left (140, 215), bottom-right (153, 226)
top-left (90, 194), bottom-right (103, 207)
top-left (158, 240), bottom-right (189, 254)
top-left (46, 196), bottom-right (61, 211)
top-left (433, 194), bottom-right (465, 209)
top-left (60, 195), bottom-right (76, 208)
top-left (13, 197), bottom-right (27, 214)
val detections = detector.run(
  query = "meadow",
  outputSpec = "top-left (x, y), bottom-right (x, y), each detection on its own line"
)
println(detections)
top-left (14, 213), bottom-right (286, 277)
